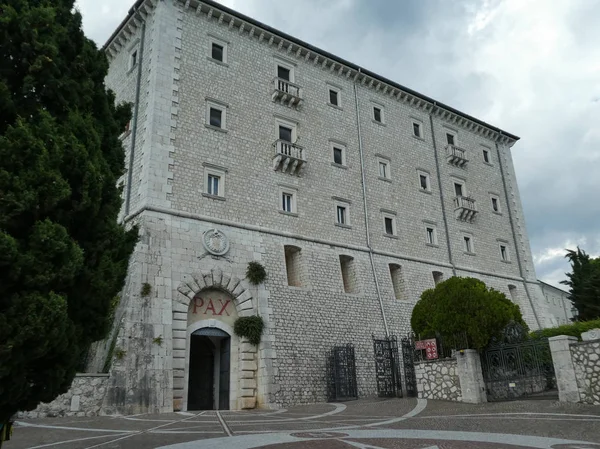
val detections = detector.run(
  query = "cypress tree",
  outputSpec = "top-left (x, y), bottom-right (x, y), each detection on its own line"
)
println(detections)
top-left (0, 0), bottom-right (137, 423)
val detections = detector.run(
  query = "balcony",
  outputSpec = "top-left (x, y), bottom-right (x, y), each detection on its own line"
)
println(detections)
top-left (272, 78), bottom-right (303, 108)
top-left (445, 144), bottom-right (468, 168)
top-left (272, 139), bottom-right (306, 175)
top-left (454, 195), bottom-right (478, 222)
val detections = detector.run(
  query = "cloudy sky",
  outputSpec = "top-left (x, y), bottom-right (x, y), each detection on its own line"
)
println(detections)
top-left (77, 0), bottom-right (600, 288)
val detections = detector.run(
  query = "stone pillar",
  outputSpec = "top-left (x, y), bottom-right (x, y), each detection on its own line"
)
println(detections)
top-left (456, 349), bottom-right (487, 403)
top-left (239, 339), bottom-right (258, 409)
top-left (549, 335), bottom-right (580, 403)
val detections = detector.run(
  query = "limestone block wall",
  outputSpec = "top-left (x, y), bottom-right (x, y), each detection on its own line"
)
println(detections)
top-left (571, 339), bottom-right (600, 405)
top-left (415, 358), bottom-right (461, 402)
top-left (19, 374), bottom-right (109, 418)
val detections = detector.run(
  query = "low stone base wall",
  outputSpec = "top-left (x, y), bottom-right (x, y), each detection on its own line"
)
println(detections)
top-left (415, 358), bottom-right (461, 402)
top-left (571, 339), bottom-right (600, 405)
top-left (19, 374), bottom-right (110, 418)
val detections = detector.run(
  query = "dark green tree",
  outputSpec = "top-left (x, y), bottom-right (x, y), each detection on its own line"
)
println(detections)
top-left (411, 277), bottom-right (527, 350)
top-left (561, 248), bottom-right (600, 321)
top-left (0, 0), bottom-right (137, 424)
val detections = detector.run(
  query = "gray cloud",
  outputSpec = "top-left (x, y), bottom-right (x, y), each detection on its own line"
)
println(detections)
top-left (77, 0), bottom-right (600, 287)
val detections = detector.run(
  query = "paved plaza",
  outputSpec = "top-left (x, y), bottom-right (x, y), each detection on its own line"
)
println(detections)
top-left (8, 398), bottom-right (600, 449)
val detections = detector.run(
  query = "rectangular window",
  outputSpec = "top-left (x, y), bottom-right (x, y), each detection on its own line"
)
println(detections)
top-left (209, 107), bottom-right (222, 128)
top-left (492, 197), bottom-right (499, 212)
top-left (379, 161), bottom-right (389, 179)
top-left (373, 107), bottom-right (382, 123)
top-left (446, 133), bottom-right (455, 145)
top-left (384, 217), bottom-right (394, 235)
top-left (282, 193), bottom-right (293, 213)
top-left (279, 125), bottom-right (293, 142)
top-left (454, 182), bottom-right (464, 197)
top-left (426, 227), bottom-right (435, 245)
top-left (130, 50), bottom-right (138, 69)
top-left (500, 244), bottom-right (509, 261)
top-left (284, 245), bottom-right (305, 287)
top-left (413, 122), bottom-right (421, 138)
top-left (333, 147), bottom-right (343, 165)
top-left (483, 149), bottom-right (490, 163)
top-left (211, 43), bottom-right (224, 61)
top-left (207, 174), bottom-right (220, 196)
top-left (277, 65), bottom-right (291, 81)
top-left (337, 205), bottom-right (347, 225)
top-left (419, 173), bottom-right (430, 191)
top-left (464, 236), bottom-right (472, 253)
top-left (329, 89), bottom-right (339, 106)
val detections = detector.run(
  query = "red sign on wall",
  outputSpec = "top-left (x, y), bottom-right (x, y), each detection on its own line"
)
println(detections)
top-left (415, 339), bottom-right (438, 360)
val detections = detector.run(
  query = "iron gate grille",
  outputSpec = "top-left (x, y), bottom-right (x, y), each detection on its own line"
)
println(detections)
top-left (481, 339), bottom-right (556, 401)
top-left (373, 336), bottom-right (402, 398)
top-left (327, 344), bottom-right (358, 401)
top-left (401, 334), bottom-right (418, 397)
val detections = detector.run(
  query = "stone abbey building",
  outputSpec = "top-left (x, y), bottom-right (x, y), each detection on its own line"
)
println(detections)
top-left (97, 0), bottom-right (555, 414)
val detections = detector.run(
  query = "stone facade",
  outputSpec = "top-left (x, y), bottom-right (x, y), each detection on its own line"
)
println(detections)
top-left (571, 339), bottom-right (600, 405)
top-left (415, 359), bottom-right (461, 402)
top-left (95, 0), bottom-right (555, 413)
top-left (19, 374), bottom-right (109, 418)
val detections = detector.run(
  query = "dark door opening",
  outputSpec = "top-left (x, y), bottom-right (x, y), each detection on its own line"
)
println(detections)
top-left (188, 328), bottom-right (231, 410)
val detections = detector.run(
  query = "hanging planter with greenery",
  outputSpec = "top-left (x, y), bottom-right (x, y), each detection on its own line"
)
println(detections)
top-left (246, 261), bottom-right (267, 285)
top-left (234, 316), bottom-right (264, 345)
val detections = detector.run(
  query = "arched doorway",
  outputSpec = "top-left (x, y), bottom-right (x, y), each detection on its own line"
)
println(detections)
top-left (188, 327), bottom-right (231, 410)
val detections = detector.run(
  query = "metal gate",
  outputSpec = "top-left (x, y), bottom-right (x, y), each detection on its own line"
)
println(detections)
top-left (481, 339), bottom-right (557, 401)
top-left (401, 334), bottom-right (418, 397)
top-left (327, 344), bottom-right (358, 401)
top-left (373, 335), bottom-right (402, 398)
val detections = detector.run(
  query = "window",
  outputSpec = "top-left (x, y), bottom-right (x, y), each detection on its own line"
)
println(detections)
top-left (209, 107), bottom-right (222, 128)
top-left (446, 132), bottom-right (455, 145)
top-left (373, 106), bottom-right (382, 123)
top-left (203, 163), bottom-right (227, 198)
top-left (483, 148), bottom-right (491, 163)
top-left (426, 227), bottom-right (437, 245)
top-left (413, 122), bottom-right (422, 138)
top-left (382, 211), bottom-right (397, 236)
top-left (337, 205), bottom-right (347, 225)
top-left (277, 65), bottom-right (291, 81)
top-left (454, 182), bottom-right (464, 197)
top-left (389, 264), bottom-right (405, 300)
top-left (432, 271), bottom-right (444, 285)
top-left (275, 117), bottom-right (297, 144)
top-left (490, 195), bottom-right (501, 213)
top-left (378, 158), bottom-right (390, 180)
top-left (463, 235), bottom-right (473, 253)
top-left (384, 217), bottom-right (394, 235)
top-left (279, 187), bottom-right (297, 214)
top-left (279, 125), bottom-right (292, 142)
top-left (327, 86), bottom-right (341, 107)
top-left (208, 36), bottom-right (228, 64)
top-left (211, 42), bottom-right (224, 61)
top-left (282, 193), bottom-right (293, 212)
top-left (284, 245), bottom-right (305, 287)
top-left (339, 255), bottom-right (358, 294)
top-left (500, 244), bottom-right (509, 261)
top-left (206, 99), bottom-right (228, 131)
top-left (130, 49), bottom-right (138, 70)
top-left (508, 284), bottom-right (518, 303)
top-left (418, 171), bottom-right (431, 192)
top-left (331, 141), bottom-right (347, 166)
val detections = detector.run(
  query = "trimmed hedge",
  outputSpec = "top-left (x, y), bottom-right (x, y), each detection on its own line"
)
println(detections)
top-left (530, 319), bottom-right (600, 341)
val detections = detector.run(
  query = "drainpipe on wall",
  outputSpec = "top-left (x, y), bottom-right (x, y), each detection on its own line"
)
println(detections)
top-left (429, 103), bottom-right (457, 277)
top-left (495, 134), bottom-right (541, 329)
top-left (353, 72), bottom-right (390, 338)
top-left (124, 14), bottom-right (146, 217)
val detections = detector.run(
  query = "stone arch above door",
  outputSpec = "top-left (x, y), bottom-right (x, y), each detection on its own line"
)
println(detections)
top-left (173, 268), bottom-right (258, 411)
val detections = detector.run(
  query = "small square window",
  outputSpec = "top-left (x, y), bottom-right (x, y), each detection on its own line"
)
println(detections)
top-left (384, 217), bottom-right (395, 235)
top-left (277, 65), bottom-right (291, 81)
top-left (446, 133), bottom-right (455, 145)
top-left (426, 227), bottom-right (437, 245)
top-left (483, 149), bottom-right (490, 163)
top-left (464, 236), bottom-right (473, 253)
top-left (337, 205), bottom-right (347, 225)
top-left (329, 89), bottom-right (339, 106)
top-left (378, 160), bottom-right (390, 179)
top-left (211, 43), bottom-right (224, 61)
top-left (373, 107), bottom-right (382, 123)
top-left (413, 122), bottom-right (421, 138)
top-left (500, 244), bottom-right (509, 261)
top-left (209, 108), bottom-right (222, 128)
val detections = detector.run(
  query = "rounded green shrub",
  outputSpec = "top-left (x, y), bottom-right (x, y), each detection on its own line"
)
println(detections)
top-left (530, 318), bottom-right (600, 341)
top-left (234, 316), bottom-right (264, 345)
top-left (411, 276), bottom-right (527, 350)
top-left (246, 261), bottom-right (267, 285)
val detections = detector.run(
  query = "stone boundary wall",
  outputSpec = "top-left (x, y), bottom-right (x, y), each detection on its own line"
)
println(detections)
top-left (19, 374), bottom-right (109, 418)
top-left (415, 358), bottom-right (461, 402)
top-left (571, 339), bottom-right (600, 405)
